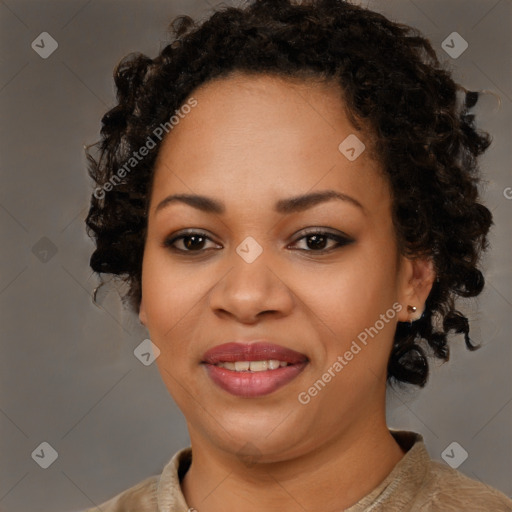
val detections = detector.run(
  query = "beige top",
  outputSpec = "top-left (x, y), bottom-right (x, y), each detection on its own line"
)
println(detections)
top-left (86, 430), bottom-right (512, 511)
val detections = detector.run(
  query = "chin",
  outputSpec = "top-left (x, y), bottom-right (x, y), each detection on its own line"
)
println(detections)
top-left (192, 406), bottom-right (311, 459)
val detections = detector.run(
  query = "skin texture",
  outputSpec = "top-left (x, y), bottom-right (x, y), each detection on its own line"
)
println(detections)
top-left (139, 73), bottom-right (435, 512)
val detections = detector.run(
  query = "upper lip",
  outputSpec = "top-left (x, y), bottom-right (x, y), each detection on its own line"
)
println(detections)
top-left (202, 341), bottom-right (309, 365)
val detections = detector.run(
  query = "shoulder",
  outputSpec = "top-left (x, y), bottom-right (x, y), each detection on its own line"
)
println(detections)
top-left (81, 447), bottom-right (192, 512)
top-left (384, 430), bottom-right (512, 512)
top-left (83, 475), bottom-right (159, 512)
top-left (416, 459), bottom-right (512, 511)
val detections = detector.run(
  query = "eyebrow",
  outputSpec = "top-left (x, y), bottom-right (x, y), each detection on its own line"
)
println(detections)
top-left (155, 190), bottom-right (364, 215)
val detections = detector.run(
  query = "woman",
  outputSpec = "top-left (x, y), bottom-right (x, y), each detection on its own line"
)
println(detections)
top-left (84, 0), bottom-right (512, 510)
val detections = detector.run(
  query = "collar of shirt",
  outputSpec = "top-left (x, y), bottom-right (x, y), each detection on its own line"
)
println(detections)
top-left (155, 429), bottom-right (427, 512)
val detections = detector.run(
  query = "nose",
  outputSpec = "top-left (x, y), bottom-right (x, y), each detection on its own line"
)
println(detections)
top-left (207, 247), bottom-right (294, 324)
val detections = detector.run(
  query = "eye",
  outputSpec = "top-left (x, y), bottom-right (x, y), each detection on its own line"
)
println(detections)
top-left (289, 229), bottom-right (354, 252)
top-left (163, 230), bottom-right (221, 253)
top-left (163, 228), bottom-right (354, 254)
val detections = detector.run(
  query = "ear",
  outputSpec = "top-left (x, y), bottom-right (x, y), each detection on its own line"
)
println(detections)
top-left (139, 297), bottom-right (148, 326)
top-left (396, 256), bottom-right (436, 323)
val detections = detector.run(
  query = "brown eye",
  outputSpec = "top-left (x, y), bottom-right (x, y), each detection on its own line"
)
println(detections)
top-left (181, 234), bottom-right (206, 250)
top-left (163, 231), bottom-right (221, 253)
top-left (305, 234), bottom-right (329, 250)
top-left (290, 230), bottom-right (354, 252)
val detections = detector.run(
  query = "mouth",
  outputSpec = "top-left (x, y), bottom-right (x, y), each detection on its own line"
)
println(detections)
top-left (202, 341), bottom-right (309, 398)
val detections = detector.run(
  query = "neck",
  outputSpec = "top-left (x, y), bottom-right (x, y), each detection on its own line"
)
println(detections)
top-left (181, 417), bottom-right (405, 512)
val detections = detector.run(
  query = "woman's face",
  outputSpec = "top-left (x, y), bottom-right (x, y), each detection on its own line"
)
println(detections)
top-left (140, 73), bottom-right (431, 461)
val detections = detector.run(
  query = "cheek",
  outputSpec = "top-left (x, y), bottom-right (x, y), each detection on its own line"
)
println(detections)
top-left (142, 249), bottom-right (209, 318)
top-left (304, 242), bottom-right (400, 384)
top-left (306, 245), bottom-right (398, 332)
top-left (141, 252), bottom-right (206, 360)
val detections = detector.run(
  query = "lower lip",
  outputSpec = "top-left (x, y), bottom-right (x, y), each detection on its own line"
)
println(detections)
top-left (204, 363), bottom-right (307, 397)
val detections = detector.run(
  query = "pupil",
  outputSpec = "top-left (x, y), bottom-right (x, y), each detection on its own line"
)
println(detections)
top-left (185, 235), bottom-right (205, 250)
top-left (308, 234), bottom-right (326, 250)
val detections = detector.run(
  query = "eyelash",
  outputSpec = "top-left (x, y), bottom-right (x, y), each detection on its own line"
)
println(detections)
top-left (163, 228), bottom-right (354, 255)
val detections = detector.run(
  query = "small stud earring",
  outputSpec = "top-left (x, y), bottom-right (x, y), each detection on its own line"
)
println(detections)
top-left (407, 305), bottom-right (417, 313)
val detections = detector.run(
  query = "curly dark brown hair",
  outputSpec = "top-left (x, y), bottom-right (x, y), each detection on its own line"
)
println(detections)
top-left (85, 0), bottom-right (492, 387)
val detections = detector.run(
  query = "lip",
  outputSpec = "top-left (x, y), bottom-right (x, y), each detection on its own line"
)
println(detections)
top-left (202, 341), bottom-right (309, 398)
top-left (202, 342), bottom-right (308, 364)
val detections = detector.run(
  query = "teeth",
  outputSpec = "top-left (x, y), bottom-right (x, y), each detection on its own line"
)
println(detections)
top-left (216, 359), bottom-right (289, 371)
top-left (268, 360), bottom-right (281, 370)
top-left (250, 361), bottom-right (267, 371)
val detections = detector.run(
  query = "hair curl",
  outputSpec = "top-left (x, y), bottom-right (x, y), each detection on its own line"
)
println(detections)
top-left (85, 0), bottom-right (492, 387)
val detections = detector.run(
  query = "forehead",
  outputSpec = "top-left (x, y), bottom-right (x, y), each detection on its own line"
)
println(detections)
top-left (158, 72), bottom-right (355, 157)
top-left (150, 72), bottom-right (388, 213)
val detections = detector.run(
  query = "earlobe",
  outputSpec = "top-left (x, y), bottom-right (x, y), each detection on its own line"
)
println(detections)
top-left (397, 256), bottom-right (436, 323)
top-left (139, 298), bottom-right (147, 326)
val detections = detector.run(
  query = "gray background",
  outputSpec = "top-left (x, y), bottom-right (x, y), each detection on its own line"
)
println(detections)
top-left (0, 0), bottom-right (510, 511)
